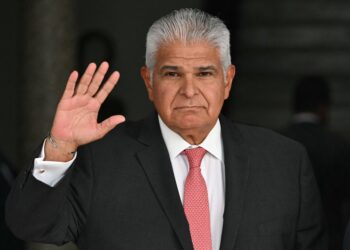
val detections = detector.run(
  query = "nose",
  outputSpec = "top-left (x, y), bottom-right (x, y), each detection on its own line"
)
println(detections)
top-left (180, 75), bottom-right (197, 98)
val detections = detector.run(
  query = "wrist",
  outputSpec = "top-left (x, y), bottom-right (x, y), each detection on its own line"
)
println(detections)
top-left (47, 133), bottom-right (77, 155)
top-left (44, 133), bottom-right (77, 162)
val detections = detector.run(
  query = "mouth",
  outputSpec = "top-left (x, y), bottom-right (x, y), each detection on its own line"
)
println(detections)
top-left (174, 106), bottom-right (205, 110)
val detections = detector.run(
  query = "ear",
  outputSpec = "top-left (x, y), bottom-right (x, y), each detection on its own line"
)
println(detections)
top-left (224, 65), bottom-right (236, 100)
top-left (140, 66), bottom-right (154, 101)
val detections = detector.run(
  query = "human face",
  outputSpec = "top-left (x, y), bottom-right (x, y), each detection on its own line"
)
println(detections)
top-left (141, 41), bottom-right (235, 144)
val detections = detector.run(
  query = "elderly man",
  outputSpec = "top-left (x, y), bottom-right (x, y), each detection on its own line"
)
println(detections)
top-left (6, 9), bottom-right (327, 250)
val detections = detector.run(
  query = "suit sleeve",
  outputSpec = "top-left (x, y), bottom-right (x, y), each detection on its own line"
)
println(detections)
top-left (5, 145), bottom-right (94, 246)
top-left (296, 147), bottom-right (329, 250)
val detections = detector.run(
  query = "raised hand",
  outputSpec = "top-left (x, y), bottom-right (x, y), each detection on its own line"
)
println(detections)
top-left (45, 62), bottom-right (125, 161)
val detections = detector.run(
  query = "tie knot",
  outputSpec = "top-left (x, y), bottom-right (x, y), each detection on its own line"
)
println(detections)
top-left (183, 147), bottom-right (207, 169)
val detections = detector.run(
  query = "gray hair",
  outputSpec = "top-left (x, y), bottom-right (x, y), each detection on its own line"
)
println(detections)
top-left (145, 8), bottom-right (231, 71)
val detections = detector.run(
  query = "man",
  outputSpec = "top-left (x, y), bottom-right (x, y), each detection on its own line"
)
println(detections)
top-left (6, 9), bottom-right (327, 250)
top-left (282, 76), bottom-right (350, 250)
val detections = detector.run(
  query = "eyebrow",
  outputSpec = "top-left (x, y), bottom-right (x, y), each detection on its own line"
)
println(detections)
top-left (196, 65), bottom-right (217, 71)
top-left (159, 65), bottom-right (217, 71)
top-left (159, 65), bottom-right (179, 71)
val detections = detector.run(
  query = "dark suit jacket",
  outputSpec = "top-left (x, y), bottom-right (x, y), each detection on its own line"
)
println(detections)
top-left (6, 114), bottom-right (327, 249)
top-left (282, 122), bottom-right (350, 250)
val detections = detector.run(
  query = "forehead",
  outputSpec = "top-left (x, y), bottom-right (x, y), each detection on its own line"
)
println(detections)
top-left (154, 41), bottom-right (221, 68)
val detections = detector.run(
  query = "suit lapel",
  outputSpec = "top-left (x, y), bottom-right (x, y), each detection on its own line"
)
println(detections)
top-left (219, 116), bottom-right (250, 250)
top-left (135, 114), bottom-right (193, 250)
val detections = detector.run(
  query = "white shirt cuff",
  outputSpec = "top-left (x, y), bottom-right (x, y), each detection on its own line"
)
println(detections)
top-left (33, 140), bottom-right (77, 187)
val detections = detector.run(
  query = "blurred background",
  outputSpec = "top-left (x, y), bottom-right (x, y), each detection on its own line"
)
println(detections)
top-left (1, 0), bottom-right (350, 249)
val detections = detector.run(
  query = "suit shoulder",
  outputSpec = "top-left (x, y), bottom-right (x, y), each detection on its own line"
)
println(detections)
top-left (108, 119), bottom-right (141, 137)
top-left (231, 121), bottom-right (307, 153)
top-left (89, 119), bottom-right (144, 149)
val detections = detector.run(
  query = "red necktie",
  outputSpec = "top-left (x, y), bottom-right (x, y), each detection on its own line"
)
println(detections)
top-left (183, 147), bottom-right (212, 250)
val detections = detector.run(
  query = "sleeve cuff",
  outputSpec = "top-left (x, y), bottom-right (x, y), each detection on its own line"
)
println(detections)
top-left (32, 139), bottom-right (77, 187)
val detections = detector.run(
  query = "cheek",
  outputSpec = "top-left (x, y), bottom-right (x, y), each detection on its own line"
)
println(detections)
top-left (205, 86), bottom-right (226, 107)
top-left (153, 86), bottom-right (175, 108)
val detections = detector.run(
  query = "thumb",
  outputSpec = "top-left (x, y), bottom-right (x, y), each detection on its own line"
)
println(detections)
top-left (97, 115), bottom-right (126, 138)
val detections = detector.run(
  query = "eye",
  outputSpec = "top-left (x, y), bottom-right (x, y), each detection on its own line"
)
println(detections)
top-left (197, 71), bottom-right (213, 77)
top-left (164, 72), bottom-right (180, 77)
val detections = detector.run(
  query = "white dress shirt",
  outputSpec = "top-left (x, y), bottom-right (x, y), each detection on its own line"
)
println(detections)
top-left (33, 117), bottom-right (225, 250)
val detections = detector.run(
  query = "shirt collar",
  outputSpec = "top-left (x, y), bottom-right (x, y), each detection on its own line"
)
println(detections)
top-left (158, 115), bottom-right (223, 161)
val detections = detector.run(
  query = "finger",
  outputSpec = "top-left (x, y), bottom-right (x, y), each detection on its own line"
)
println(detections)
top-left (97, 115), bottom-right (126, 138)
top-left (87, 61), bottom-right (109, 96)
top-left (75, 63), bottom-right (97, 95)
top-left (95, 71), bottom-right (120, 104)
top-left (62, 71), bottom-right (79, 99)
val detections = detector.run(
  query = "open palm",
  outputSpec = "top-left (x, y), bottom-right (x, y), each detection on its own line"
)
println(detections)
top-left (50, 62), bottom-right (125, 150)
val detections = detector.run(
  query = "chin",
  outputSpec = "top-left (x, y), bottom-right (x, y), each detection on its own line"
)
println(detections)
top-left (174, 117), bottom-right (208, 130)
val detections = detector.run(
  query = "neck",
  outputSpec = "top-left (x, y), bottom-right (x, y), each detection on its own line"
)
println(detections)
top-left (157, 115), bottom-right (219, 145)
top-left (173, 124), bottom-right (216, 145)
top-left (178, 131), bottom-right (209, 145)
